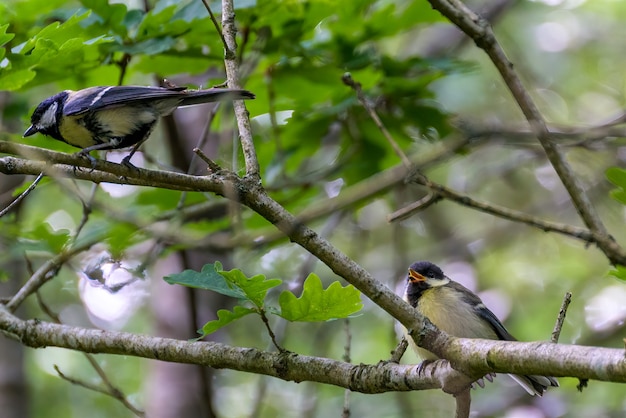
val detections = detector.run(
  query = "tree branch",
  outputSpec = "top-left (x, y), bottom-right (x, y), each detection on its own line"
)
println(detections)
top-left (454, 389), bottom-right (471, 418)
top-left (220, 0), bottom-right (259, 178)
top-left (406, 172), bottom-right (597, 244)
top-left (6, 239), bottom-right (98, 312)
top-left (1, 308), bottom-right (624, 390)
top-left (342, 73), bottom-right (412, 169)
top-left (0, 142), bottom-right (617, 375)
top-left (0, 307), bottom-right (450, 393)
top-left (427, 0), bottom-right (626, 266)
top-left (551, 292), bottom-right (572, 344)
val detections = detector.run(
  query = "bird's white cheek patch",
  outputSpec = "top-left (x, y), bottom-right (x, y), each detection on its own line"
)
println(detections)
top-left (40, 102), bottom-right (58, 127)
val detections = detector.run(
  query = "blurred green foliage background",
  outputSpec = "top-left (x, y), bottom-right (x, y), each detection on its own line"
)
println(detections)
top-left (1, 0), bottom-right (626, 417)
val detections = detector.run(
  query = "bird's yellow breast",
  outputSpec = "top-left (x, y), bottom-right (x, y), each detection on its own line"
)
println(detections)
top-left (94, 107), bottom-right (157, 137)
top-left (59, 116), bottom-right (95, 148)
top-left (59, 107), bottom-right (158, 148)
top-left (405, 287), bottom-right (497, 361)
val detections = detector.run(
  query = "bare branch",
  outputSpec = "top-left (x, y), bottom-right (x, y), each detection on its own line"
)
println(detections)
top-left (427, 0), bottom-right (626, 265)
top-left (342, 73), bottom-right (412, 169)
top-left (6, 239), bottom-right (98, 312)
top-left (1, 309), bottom-right (625, 390)
top-left (54, 365), bottom-right (145, 417)
top-left (0, 172), bottom-right (43, 218)
top-left (453, 389), bottom-right (471, 418)
top-left (408, 173), bottom-right (597, 244)
top-left (0, 307), bottom-right (450, 393)
top-left (200, 0), bottom-right (227, 50)
top-left (551, 292), bottom-right (572, 344)
top-left (193, 147), bottom-right (222, 173)
top-left (36, 293), bottom-right (144, 416)
top-left (221, 0), bottom-right (259, 178)
top-left (342, 319), bottom-right (352, 418)
top-left (390, 337), bottom-right (408, 364)
top-left (387, 193), bottom-right (442, 223)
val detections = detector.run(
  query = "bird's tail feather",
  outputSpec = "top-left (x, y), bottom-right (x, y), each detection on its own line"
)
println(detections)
top-left (179, 89), bottom-right (255, 107)
top-left (508, 374), bottom-right (559, 396)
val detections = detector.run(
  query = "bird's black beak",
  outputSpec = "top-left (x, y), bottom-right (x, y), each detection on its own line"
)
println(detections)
top-left (23, 125), bottom-right (38, 137)
top-left (408, 268), bottom-right (426, 283)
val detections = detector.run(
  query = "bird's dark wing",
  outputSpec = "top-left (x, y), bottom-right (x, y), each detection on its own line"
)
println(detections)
top-left (63, 86), bottom-right (191, 115)
top-left (64, 86), bottom-right (254, 116)
top-left (449, 281), bottom-right (517, 341)
top-left (475, 304), bottom-right (517, 341)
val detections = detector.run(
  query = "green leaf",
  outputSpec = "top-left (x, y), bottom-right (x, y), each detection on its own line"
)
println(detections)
top-left (104, 223), bottom-right (142, 258)
top-left (165, 263), bottom-right (282, 308)
top-left (199, 306), bottom-right (256, 335)
top-left (609, 189), bottom-right (626, 205)
top-left (0, 69), bottom-right (37, 91)
top-left (217, 267), bottom-right (282, 308)
top-left (0, 11), bottom-right (115, 90)
top-left (0, 24), bottom-right (15, 47)
top-left (33, 224), bottom-right (70, 250)
top-left (278, 274), bottom-right (362, 322)
top-left (608, 265), bottom-right (626, 282)
top-left (116, 36), bottom-right (177, 55)
top-left (606, 167), bottom-right (626, 204)
top-left (164, 263), bottom-right (247, 299)
top-left (80, 0), bottom-right (130, 35)
top-left (606, 167), bottom-right (626, 188)
top-left (20, 223), bottom-right (71, 253)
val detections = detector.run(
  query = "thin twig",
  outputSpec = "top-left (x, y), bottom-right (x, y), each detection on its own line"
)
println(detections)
top-left (1, 141), bottom-right (603, 250)
top-left (342, 73), bottom-right (412, 169)
top-left (390, 337), bottom-right (409, 364)
top-left (74, 182), bottom-right (98, 239)
top-left (220, 0), bottom-right (260, 177)
top-left (549, 292), bottom-right (584, 392)
top-left (84, 354), bottom-right (145, 416)
top-left (387, 193), bottom-right (443, 223)
top-left (187, 103), bottom-right (222, 175)
top-left (54, 365), bottom-right (145, 417)
top-left (116, 53), bottom-right (132, 86)
top-left (36, 293), bottom-right (145, 417)
top-left (193, 148), bottom-right (222, 173)
top-left (201, 0), bottom-right (227, 49)
top-left (342, 318), bottom-right (352, 418)
top-left (259, 309), bottom-right (284, 352)
top-left (0, 172), bottom-right (44, 218)
top-left (551, 292), bottom-right (572, 344)
top-left (6, 239), bottom-right (98, 312)
top-left (409, 172), bottom-right (597, 244)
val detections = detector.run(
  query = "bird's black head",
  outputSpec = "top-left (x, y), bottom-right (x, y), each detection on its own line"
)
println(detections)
top-left (24, 91), bottom-right (68, 140)
top-left (404, 261), bottom-right (446, 306)
top-left (408, 261), bottom-right (444, 281)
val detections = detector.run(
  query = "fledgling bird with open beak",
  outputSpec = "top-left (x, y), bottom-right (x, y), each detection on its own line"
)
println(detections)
top-left (403, 261), bottom-right (558, 396)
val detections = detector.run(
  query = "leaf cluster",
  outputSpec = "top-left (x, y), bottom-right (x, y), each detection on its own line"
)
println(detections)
top-left (164, 262), bottom-right (363, 337)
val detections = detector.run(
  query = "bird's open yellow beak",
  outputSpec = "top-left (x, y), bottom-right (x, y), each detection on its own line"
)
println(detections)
top-left (408, 268), bottom-right (427, 283)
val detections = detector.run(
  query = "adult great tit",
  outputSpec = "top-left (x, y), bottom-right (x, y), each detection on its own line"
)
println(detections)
top-left (24, 85), bottom-right (255, 166)
top-left (403, 261), bottom-right (558, 396)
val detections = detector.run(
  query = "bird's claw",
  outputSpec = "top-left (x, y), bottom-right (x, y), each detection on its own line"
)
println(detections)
top-left (73, 150), bottom-right (98, 172)
top-left (470, 373), bottom-right (496, 390)
top-left (416, 360), bottom-right (435, 376)
top-left (120, 155), bottom-right (139, 171)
